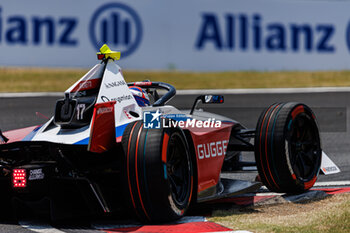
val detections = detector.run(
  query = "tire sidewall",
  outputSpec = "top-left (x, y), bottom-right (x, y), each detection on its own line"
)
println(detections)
top-left (283, 104), bottom-right (321, 188)
top-left (122, 120), bottom-right (193, 222)
top-left (255, 102), bottom-right (322, 193)
top-left (162, 127), bottom-right (193, 218)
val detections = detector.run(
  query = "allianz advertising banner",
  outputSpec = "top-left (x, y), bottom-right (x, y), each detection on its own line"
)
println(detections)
top-left (0, 0), bottom-right (350, 71)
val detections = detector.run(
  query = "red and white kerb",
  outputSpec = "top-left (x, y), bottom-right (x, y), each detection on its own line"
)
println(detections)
top-left (13, 169), bottom-right (26, 188)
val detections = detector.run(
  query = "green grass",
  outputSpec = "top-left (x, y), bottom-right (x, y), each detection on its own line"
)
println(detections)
top-left (1, 68), bottom-right (350, 92)
top-left (209, 193), bottom-right (350, 233)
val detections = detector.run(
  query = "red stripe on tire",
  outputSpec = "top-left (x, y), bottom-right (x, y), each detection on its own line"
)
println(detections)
top-left (188, 173), bottom-right (194, 207)
top-left (264, 104), bottom-right (280, 190)
top-left (127, 123), bottom-right (138, 211)
top-left (259, 105), bottom-right (274, 188)
top-left (161, 133), bottom-right (169, 163)
top-left (291, 105), bottom-right (304, 119)
top-left (134, 124), bottom-right (150, 220)
top-left (304, 176), bottom-right (317, 190)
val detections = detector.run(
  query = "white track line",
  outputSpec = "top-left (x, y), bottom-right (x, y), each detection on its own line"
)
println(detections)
top-left (255, 192), bottom-right (285, 197)
top-left (176, 87), bottom-right (350, 95)
top-left (243, 181), bottom-right (350, 197)
top-left (313, 181), bottom-right (350, 187)
top-left (19, 220), bottom-right (65, 233)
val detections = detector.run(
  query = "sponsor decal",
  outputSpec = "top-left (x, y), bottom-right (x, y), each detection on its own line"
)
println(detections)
top-left (197, 140), bottom-right (228, 159)
top-left (97, 106), bottom-right (113, 115)
top-left (113, 94), bottom-right (133, 103)
top-left (71, 78), bottom-right (102, 93)
top-left (322, 166), bottom-right (338, 173)
top-left (143, 111), bottom-right (222, 129)
top-left (104, 80), bottom-right (126, 89)
top-left (28, 168), bottom-right (44, 181)
top-left (101, 96), bottom-right (110, 102)
top-left (79, 81), bottom-right (92, 89)
top-left (100, 94), bottom-right (133, 103)
top-left (73, 91), bottom-right (87, 97)
top-left (89, 3), bottom-right (143, 58)
top-left (133, 81), bottom-right (152, 86)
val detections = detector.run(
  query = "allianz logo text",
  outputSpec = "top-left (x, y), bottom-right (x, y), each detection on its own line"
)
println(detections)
top-left (143, 111), bottom-right (222, 129)
top-left (195, 13), bottom-right (337, 53)
top-left (0, 7), bottom-right (77, 45)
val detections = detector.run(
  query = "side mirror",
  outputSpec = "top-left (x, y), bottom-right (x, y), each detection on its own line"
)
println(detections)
top-left (201, 95), bottom-right (224, 104)
top-left (190, 95), bottom-right (224, 115)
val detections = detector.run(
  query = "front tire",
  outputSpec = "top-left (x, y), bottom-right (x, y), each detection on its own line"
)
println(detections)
top-left (122, 121), bottom-right (193, 222)
top-left (255, 103), bottom-right (321, 193)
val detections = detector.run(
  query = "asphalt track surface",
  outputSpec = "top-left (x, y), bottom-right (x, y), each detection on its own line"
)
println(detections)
top-left (0, 90), bottom-right (349, 232)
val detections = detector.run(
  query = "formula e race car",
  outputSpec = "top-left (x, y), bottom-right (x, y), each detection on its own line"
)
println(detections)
top-left (0, 45), bottom-right (339, 222)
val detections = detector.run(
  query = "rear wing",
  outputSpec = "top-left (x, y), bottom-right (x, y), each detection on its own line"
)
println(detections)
top-left (8, 45), bottom-right (142, 150)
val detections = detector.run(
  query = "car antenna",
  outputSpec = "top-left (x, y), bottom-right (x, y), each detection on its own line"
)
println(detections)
top-left (35, 112), bottom-right (49, 120)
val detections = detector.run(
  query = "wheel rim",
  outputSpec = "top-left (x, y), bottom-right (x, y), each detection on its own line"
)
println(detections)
top-left (166, 132), bottom-right (191, 206)
top-left (288, 112), bottom-right (321, 181)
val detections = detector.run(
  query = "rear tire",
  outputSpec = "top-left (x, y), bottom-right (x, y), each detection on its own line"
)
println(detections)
top-left (255, 103), bottom-right (321, 193)
top-left (122, 121), bottom-right (193, 222)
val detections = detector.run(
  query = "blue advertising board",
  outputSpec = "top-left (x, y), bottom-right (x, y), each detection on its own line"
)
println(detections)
top-left (0, 0), bottom-right (350, 71)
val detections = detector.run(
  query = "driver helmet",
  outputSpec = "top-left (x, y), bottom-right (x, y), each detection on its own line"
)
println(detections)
top-left (129, 86), bottom-right (150, 107)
